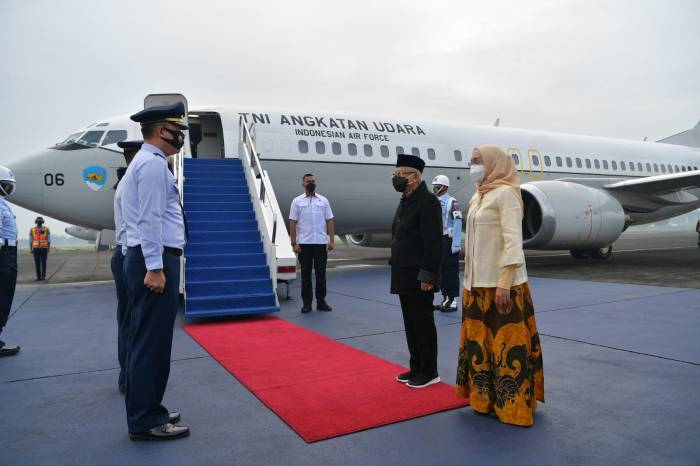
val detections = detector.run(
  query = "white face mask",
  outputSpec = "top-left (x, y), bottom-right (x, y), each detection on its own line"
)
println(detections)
top-left (470, 164), bottom-right (485, 184)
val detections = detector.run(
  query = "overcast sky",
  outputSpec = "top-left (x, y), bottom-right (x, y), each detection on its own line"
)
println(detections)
top-left (1, 0), bottom-right (699, 235)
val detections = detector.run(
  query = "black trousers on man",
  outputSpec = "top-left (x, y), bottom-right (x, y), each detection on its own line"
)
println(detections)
top-left (439, 235), bottom-right (460, 299)
top-left (399, 292), bottom-right (438, 377)
top-left (32, 248), bottom-right (48, 280)
top-left (124, 246), bottom-right (180, 433)
top-left (110, 248), bottom-right (130, 393)
top-left (298, 244), bottom-right (327, 306)
top-left (0, 246), bottom-right (18, 336)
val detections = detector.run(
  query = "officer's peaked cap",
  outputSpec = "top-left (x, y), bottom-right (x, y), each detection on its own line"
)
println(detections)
top-left (396, 154), bottom-right (425, 173)
top-left (130, 102), bottom-right (189, 130)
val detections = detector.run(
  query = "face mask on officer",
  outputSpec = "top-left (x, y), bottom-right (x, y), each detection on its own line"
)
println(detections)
top-left (305, 183), bottom-right (316, 193)
top-left (160, 126), bottom-right (185, 150)
top-left (36, 220), bottom-right (43, 227)
top-left (432, 185), bottom-right (447, 196)
top-left (0, 181), bottom-right (14, 196)
top-left (470, 164), bottom-right (485, 184)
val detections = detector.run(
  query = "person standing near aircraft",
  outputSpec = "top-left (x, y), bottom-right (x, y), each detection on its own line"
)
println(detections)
top-left (289, 173), bottom-right (335, 313)
top-left (29, 216), bottom-right (50, 281)
top-left (120, 102), bottom-right (189, 441)
top-left (111, 140), bottom-right (141, 395)
top-left (455, 144), bottom-right (544, 426)
top-left (431, 175), bottom-right (462, 312)
top-left (696, 218), bottom-right (700, 248)
top-left (0, 166), bottom-right (20, 357)
top-left (391, 154), bottom-right (443, 388)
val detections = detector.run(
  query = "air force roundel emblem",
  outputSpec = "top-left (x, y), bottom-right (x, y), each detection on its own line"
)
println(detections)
top-left (83, 166), bottom-right (107, 191)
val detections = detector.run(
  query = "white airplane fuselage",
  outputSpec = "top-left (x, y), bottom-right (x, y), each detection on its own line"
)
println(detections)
top-left (8, 107), bottom-right (700, 249)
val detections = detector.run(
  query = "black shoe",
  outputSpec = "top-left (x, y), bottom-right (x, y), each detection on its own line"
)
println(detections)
top-left (396, 371), bottom-right (416, 383)
top-left (0, 340), bottom-right (20, 357)
top-left (301, 305), bottom-right (312, 313)
top-left (407, 373), bottom-right (441, 388)
top-left (169, 412), bottom-right (181, 424)
top-left (317, 301), bottom-right (333, 312)
top-left (129, 423), bottom-right (190, 441)
top-left (440, 298), bottom-right (457, 312)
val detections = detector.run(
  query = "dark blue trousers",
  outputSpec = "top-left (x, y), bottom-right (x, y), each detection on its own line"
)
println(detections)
top-left (0, 246), bottom-right (17, 335)
top-left (124, 246), bottom-right (180, 432)
top-left (110, 248), bottom-right (129, 392)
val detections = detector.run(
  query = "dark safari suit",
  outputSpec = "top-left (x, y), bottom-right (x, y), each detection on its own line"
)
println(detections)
top-left (390, 181), bottom-right (443, 378)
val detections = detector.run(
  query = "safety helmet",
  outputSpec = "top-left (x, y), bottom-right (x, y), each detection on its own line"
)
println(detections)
top-left (35, 216), bottom-right (44, 224)
top-left (431, 174), bottom-right (450, 187)
top-left (0, 165), bottom-right (16, 196)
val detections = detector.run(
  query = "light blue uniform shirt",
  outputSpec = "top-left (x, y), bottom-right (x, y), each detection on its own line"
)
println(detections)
top-left (113, 181), bottom-right (127, 255)
top-left (438, 192), bottom-right (462, 252)
top-left (0, 197), bottom-right (17, 241)
top-left (120, 143), bottom-right (185, 270)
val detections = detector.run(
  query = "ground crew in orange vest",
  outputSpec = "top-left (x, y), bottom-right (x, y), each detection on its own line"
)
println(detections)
top-left (29, 217), bottom-right (50, 281)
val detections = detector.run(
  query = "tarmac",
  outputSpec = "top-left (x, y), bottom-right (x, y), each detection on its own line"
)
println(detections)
top-left (1, 228), bottom-right (699, 465)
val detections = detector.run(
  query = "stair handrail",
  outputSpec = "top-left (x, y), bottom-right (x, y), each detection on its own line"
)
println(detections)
top-left (238, 116), bottom-right (291, 287)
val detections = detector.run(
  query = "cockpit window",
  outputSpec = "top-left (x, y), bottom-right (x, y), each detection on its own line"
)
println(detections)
top-left (102, 130), bottom-right (127, 146)
top-left (60, 132), bottom-right (83, 144)
top-left (78, 131), bottom-right (105, 146)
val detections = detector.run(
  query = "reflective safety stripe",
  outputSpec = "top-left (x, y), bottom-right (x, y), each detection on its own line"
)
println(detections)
top-left (31, 227), bottom-right (49, 248)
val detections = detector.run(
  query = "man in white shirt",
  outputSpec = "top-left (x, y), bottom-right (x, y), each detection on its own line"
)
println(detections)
top-left (289, 173), bottom-right (335, 313)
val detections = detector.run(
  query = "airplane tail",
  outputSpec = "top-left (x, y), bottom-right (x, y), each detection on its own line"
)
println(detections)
top-left (657, 119), bottom-right (700, 148)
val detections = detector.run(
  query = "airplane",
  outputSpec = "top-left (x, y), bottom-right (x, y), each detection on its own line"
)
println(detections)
top-left (7, 106), bottom-right (700, 260)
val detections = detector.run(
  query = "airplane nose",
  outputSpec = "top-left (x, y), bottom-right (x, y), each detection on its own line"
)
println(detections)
top-left (7, 151), bottom-right (45, 212)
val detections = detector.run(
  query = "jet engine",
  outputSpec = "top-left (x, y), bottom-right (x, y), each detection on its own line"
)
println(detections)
top-left (346, 234), bottom-right (392, 248)
top-left (521, 181), bottom-right (627, 250)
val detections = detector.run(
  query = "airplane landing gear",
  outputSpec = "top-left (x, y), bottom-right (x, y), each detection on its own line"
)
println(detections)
top-left (570, 245), bottom-right (613, 260)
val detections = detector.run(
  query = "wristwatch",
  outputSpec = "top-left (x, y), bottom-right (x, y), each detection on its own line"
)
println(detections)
top-left (150, 268), bottom-right (162, 273)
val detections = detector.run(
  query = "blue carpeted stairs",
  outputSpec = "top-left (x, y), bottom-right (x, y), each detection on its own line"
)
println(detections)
top-left (183, 158), bottom-right (279, 318)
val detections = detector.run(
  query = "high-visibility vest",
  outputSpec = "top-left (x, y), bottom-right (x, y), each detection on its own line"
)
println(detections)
top-left (31, 226), bottom-right (49, 248)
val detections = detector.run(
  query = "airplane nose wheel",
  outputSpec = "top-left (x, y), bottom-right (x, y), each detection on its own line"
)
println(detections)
top-left (570, 245), bottom-right (613, 260)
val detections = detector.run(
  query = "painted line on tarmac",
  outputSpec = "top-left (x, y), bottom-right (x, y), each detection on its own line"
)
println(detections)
top-left (526, 245), bottom-right (696, 258)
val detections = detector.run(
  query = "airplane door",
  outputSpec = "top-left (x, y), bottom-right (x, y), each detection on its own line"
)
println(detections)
top-left (144, 93), bottom-right (192, 158)
top-left (508, 147), bottom-right (527, 175)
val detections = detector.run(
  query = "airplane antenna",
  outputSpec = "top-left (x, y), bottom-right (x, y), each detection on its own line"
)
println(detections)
top-left (643, 136), bottom-right (648, 141)
top-left (494, 118), bottom-right (500, 127)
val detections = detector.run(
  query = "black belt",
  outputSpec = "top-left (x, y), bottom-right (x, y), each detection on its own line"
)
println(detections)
top-left (164, 247), bottom-right (183, 257)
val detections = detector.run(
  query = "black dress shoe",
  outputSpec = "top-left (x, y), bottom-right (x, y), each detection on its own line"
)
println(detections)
top-left (317, 301), bottom-right (332, 312)
top-left (301, 305), bottom-right (312, 313)
top-left (0, 340), bottom-right (20, 357)
top-left (396, 371), bottom-right (416, 383)
top-left (169, 412), bottom-right (181, 424)
top-left (440, 298), bottom-right (457, 312)
top-left (129, 423), bottom-right (190, 441)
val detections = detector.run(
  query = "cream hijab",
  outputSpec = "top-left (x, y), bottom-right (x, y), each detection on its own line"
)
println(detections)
top-left (472, 144), bottom-right (522, 207)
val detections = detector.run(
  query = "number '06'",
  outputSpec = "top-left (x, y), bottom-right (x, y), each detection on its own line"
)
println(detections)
top-left (44, 173), bottom-right (64, 186)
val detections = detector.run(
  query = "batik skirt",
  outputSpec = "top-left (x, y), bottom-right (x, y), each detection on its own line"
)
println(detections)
top-left (455, 283), bottom-right (545, 426)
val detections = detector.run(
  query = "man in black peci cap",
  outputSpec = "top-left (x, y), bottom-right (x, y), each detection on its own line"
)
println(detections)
top-left (120, 102), bottom-right (190, 441)
top-left (390, 154), bottom-right (443, 389)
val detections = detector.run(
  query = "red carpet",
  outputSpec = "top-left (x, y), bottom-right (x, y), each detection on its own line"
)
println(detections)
top-left (184, 316), bottom-right (469, 442)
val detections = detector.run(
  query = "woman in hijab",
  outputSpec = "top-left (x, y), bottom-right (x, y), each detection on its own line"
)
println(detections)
top-left (455, 144), bottom-right (544, 427)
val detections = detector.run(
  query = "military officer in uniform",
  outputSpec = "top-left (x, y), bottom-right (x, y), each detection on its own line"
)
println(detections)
top-left (0, 166), bottom-right (20, 357)
top-left (112, 140), bottom-right (141, 394)
top-left (120, 102), bottom-right (189, 441)
top-left (390, 154), bottom-right (443, 388)
top-left (431, 175), bottom-right (462, 312)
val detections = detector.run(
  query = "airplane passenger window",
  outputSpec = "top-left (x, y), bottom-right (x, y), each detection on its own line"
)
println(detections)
top-left (298, 140), bottom-right (309, 154)
top-left (645, 163), bottom-right (651, 172)
top-left (532, 155), bottom-right (540, 166)
top-left (611, 161), bottom-right (618, 170)
top-left (584, 159), bottom-right (591, 169)
top-left (653, 163), bottom-right (659, 172)
top-left (681, 166), bottom-right (687, 171)
top-left (576, 158), bottom-right (582, 168)
top-left (621, 161), bottom-right (626, 171)
top-left (454, 150), bottom-right (462, 161)
top-left (411, 147), bottom-right (420, 157)
top-left (594, 160), bottom-right (600, 169)
top-left (566, 157), bottom-right (573, 167)
top-left (511, 154), bottom-right (519, 165)
top-left (332, 142), bottom-right (341, 155)
top-left (427, 148), bottom-right (436, 160)
top-left (396, 146), bottom-right (404, 155)
top-left (364, 144), bottom-right (373, 157)
top-left (667, 164), bottom-right (673, 173)
top-left (78, 131), bottom-right (105, 146)
top-left (544, 155), bottom-right (551, 166)
top-left (638, 162), bottom-right (643, 171)
top-left (348, 143), bottom-right (357, 156)
top-left (661, 164), bottom-right (667, 173)
top-left (316, 141), bottom-right (326, 154)
top-left (102, 130), bottom-right (127, 146)
top-left (555, 156), bottom-right (562, 167)
top-left (629, 162), bottom-right (635, 171)
top-left (380, 145), bottom-right (390, 158)
top-left (602, 160), bottom-right (609, 169)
